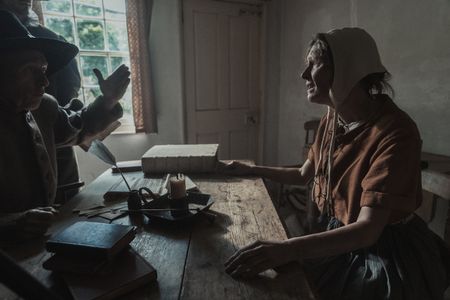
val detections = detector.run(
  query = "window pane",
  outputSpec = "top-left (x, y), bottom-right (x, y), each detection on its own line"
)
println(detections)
top-left (42, 0), bottom-right (72, 14)
top-left (77, 19), bottom-right (105, 50)
top-left (44, 17), bottom-right (75, 44)
top-left (80, 55), bottom-right (107, 85)
top-left (74, 0), bottom-right (103, 17)
top-left (110, 56), bottom-right (130, 71)
top-left (106, 21), bottom-right (128, 51)
top-left (104, 0), bottom-right (126, 20)
top-left (83, 86), bottom-right (101, 105)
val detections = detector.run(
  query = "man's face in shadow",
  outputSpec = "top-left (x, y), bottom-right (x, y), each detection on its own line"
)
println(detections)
top-left (0, 49), bottom-right (49, 112)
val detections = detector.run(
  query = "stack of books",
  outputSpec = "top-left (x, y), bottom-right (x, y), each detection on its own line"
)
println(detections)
top-left (43, 221), bottom-right (157, 300)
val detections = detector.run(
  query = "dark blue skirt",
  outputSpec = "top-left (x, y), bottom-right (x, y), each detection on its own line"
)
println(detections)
top-left (303, 215), bottom-right (450, 300)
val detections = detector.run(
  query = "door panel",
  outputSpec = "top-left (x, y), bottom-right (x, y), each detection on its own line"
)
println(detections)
top-left (230, 16), bottom-right (250, 109)
top-left (194, 12), bottom-right (219, 111)
top-left (184, 0), bottom-right (261, 161)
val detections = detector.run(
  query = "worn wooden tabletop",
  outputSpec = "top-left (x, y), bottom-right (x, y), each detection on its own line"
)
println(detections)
top-left (0, 169), bottom-right (315, 300)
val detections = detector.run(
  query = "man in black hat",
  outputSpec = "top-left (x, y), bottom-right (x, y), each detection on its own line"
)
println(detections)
top-left (0, 0), bottom-right (85, 202)
top-left (0, 10), bottom-right (130, 240)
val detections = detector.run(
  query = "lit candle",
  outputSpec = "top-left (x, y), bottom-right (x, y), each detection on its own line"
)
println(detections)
top-left (169, 173), bottom-right (186, 199)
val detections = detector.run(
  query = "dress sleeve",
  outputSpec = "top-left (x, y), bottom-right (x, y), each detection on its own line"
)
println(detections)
top-left (360, 131), bottom-right (422, 213)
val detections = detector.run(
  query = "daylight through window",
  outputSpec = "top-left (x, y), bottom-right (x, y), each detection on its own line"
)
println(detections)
top-left (41, 0), bottom-right (134, 129)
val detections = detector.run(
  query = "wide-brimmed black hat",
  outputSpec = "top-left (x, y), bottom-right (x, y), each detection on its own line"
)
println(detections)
top-left (0, 10), bottom-right (78, 76)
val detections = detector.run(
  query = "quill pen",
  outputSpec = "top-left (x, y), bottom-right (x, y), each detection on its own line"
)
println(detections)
top-left (88, 139), bottom-right (132, 192)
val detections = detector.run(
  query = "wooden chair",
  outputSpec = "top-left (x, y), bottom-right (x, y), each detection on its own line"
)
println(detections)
top-left (419, 169), bottom-right (450, 242)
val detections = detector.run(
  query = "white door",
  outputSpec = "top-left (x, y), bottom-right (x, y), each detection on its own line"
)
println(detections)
top-left (183, 0), bottom-right (261, 161)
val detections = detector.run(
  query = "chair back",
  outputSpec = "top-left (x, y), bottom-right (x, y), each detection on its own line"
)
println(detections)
top-left (419, 169), bottom-right (450, 242)
top-left (302, 120), bottom-right (320, 161)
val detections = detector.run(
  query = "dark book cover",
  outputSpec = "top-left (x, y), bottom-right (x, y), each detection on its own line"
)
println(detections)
top-left (63, 247), bottom-right (157, 300)
top-left (46, 221), bottom-right (136, 260)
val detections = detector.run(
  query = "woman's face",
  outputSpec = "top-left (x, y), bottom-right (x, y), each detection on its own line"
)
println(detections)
top-left (301, 45), bottom-right (333, 106)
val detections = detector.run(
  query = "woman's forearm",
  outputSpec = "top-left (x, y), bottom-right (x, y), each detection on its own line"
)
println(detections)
top-left (288, 206), bottom-right (390, 260)
top-left (250, 160), bottom-right (314, 185)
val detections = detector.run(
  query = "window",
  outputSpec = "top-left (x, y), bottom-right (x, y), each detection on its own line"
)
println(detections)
top-left (41, 0), bottom-right (134, 132)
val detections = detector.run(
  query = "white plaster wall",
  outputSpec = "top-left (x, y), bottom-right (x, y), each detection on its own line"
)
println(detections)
top-left (76, 0), bottom-right (185, 184)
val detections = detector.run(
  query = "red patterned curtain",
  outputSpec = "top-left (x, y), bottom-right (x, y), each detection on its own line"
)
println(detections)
top-left (126, 0), bottom-right (156, 133)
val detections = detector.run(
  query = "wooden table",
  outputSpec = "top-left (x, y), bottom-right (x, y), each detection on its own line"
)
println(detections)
top-left (0, 170), bottom-right (315, 300)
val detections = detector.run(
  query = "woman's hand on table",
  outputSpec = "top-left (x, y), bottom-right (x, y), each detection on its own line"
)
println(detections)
top-left (216, 160), bottom-right (254, 176)
top-left (16, 206), bottom-right (58, 238)
top-left (224, 239), bottom-right (296, 278)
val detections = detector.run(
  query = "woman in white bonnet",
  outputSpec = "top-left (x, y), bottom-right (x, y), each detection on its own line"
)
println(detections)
top-left (222, 28), bottom-right (450, 299)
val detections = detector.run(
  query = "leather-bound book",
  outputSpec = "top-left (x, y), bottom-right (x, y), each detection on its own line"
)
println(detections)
top-left (63, 247), bottom-right (157, 300)
top-left (46, 221), bottom-right (136, 260)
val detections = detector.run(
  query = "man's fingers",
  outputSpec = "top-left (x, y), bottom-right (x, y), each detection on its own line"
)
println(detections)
top-left (113, 64), bottom-right (129, 74)
top-left (118, 77), bottom-right (131, 91)
top-left (36, 206), bottom-right (59, 214)
top-left (26, 210), bottom-right (54, 219)
top-left (109, 65), bottom-right (130, 81)
top-left (93, 68), bottom-right (104, 83)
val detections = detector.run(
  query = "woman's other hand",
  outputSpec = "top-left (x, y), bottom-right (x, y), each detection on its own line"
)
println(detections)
top-left (93, 64), bottom-right (131, 110)
top-left (16, 206), bottom-right (58, 238)
top-left (224, 240), bottom-right (296, 279)
top-left (216, 160), bottom-right (254, 176)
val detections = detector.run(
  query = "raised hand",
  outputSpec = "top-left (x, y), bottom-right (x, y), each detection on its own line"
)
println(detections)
top-left (93, 64), bottom-right (131, 110)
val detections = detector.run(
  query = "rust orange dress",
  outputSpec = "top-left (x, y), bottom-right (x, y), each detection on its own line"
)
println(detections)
top-left (305, 94), bottom-right (450, 299)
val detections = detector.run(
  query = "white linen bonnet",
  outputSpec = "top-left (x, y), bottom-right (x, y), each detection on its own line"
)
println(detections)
top-left (323, 27), bottom-right (387, 105)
